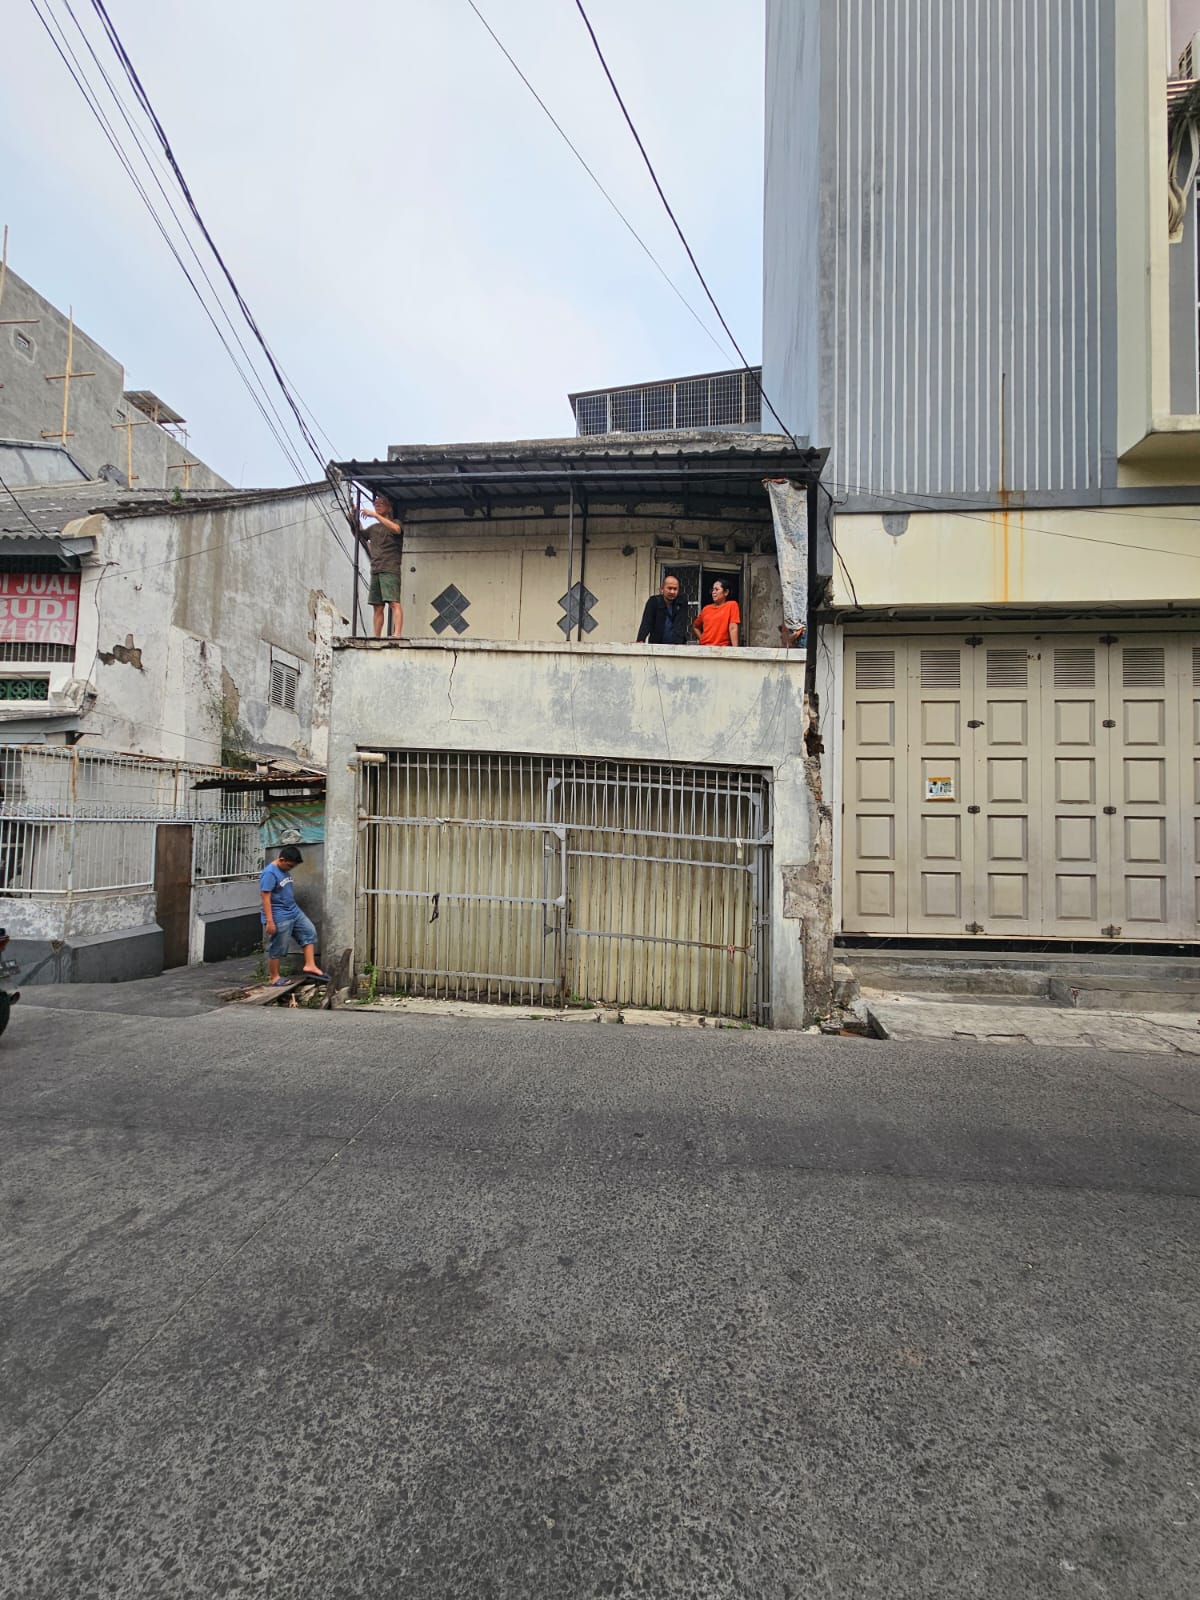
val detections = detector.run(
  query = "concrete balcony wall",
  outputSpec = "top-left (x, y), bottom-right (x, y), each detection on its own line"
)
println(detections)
top-left (324, 640), bottom-right (818, 1027)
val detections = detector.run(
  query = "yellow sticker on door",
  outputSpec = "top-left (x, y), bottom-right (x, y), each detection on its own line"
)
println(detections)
top-left (924, 775), bottom-right (955, 802)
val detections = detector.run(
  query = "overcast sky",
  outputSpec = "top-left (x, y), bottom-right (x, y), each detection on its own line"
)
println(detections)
top-left (2, 0), bottom-right (764, 487)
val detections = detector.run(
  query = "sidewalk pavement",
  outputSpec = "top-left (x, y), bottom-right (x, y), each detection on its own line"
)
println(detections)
top-left (864, 995), bottom-right (1200, 1054)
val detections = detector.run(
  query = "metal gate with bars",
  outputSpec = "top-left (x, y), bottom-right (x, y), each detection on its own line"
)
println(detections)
top-left (357, 752), bottom-right (772, 1020)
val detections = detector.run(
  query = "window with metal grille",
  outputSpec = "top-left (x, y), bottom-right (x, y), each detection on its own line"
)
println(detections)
top-left (0, 642), bottom-right (74, 663)
top-left (572, 368), bottom-right (762, 437)
top-left (574, 394), bottom-right (608, 435)
top-left (710, 373), bottom-right (743, 425)
top-left (0, 678), bottom-right (49, 700)
top-left (675, 378), bottom-right (710, 429)
top-left (269, 659), bottom-right (299, 711)
top-left (1193, 646), bottom-right (1200, 686)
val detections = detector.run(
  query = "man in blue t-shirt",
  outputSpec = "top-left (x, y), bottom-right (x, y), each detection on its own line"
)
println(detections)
top-left (260, 844), bottom-right (327, 984)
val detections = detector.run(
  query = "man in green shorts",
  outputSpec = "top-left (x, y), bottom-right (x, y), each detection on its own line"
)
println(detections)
top-left (359, 492), bottom-right (405, 637)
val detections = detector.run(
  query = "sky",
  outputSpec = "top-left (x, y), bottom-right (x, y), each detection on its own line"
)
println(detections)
top-left (1, 0), bottom-right (765, 487)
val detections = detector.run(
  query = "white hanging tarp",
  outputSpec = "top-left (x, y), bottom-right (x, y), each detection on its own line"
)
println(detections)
top-left (764, 478), bottom-right (808, 636)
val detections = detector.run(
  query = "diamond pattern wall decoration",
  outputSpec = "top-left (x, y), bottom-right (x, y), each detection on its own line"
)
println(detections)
top-left (557, 582), bottom-right (598, 637)
top-left (431, 584), bottom-right (471, 635)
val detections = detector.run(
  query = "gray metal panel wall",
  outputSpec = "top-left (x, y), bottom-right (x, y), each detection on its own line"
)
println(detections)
top-left (764, 0), bottom-right (1109, 502)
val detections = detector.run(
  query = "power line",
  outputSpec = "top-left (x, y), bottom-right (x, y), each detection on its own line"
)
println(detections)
top-left (823, 479), bottom-right (1200, 564)
top-left (86, 0), bottom-right (338, 481)
top-left (0, 471), bottom-right (48, 537)
top-left (37, 0), bottom-right (311, 485)
top-left (28, 0), bottom-right (362, 585)
top-left (570, 0), bottom-right (798, 444)
top-left (463, 0), bottom-right (734, 366)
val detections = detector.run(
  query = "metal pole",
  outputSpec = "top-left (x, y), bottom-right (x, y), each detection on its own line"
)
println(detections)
top-left (352, 485), bottom-right (363, 638)
top-left (575, 496), bottom-right (589, 642)
top-left (804, 480), bottom-right (819, 706)
top-left (564, 484), bottom-right (575, 643)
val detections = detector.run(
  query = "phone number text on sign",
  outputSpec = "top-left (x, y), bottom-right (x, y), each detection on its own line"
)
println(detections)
top-left (0, 573), bottom-right (80, 646)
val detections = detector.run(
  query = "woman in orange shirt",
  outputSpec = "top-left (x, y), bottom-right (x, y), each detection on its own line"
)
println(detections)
top-left (693, 579), bottom-right (740, 647)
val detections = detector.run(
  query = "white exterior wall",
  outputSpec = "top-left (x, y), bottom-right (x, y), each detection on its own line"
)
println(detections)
top-left (324, 640), bottom-right (817, 1028)
top-left (828, 504), bottom-right (1200, 609)
top-left (63, 491), bottom-right (350, 764)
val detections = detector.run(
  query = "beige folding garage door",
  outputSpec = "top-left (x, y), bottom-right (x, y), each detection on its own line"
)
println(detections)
top-left (843, 633), bottom-right (1200, 939)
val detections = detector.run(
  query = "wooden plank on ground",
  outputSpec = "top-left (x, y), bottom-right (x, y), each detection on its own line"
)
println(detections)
top-left (239, 977), bottom-right (311, 1006)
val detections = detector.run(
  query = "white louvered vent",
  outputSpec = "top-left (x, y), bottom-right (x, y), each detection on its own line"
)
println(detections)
top-left (855, 650), bottom-right (895, 690)
top-left (269, 659), bottom-right (299, 712)
top-left (1054, 648), bottom-right (1095, 687)
top-left (920, 649), bottom-right (961, 688)
top-left (1193, 646), bottom-right (1200, 687)
top-left (986, 649), bottom-right (1028, 688)
top-left (1122, 647), bottom-right (1165, 687)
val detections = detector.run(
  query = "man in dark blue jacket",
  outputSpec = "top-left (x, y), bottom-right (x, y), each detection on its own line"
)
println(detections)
top-left (635, 574), bottom-right (690, 645)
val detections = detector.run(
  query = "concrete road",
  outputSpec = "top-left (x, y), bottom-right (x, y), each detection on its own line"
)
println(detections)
top-left (1, 985), bottom-right (1198, 1598)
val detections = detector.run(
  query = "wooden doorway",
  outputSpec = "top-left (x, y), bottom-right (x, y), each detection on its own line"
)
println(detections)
top-left (154, 824), bottom-right (193, 968)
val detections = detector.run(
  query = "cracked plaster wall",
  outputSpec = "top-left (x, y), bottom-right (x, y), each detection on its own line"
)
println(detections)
top-left (324, 639), bottom-right (823, 1027)
top-left (66, 493), bottom-right (349, 763)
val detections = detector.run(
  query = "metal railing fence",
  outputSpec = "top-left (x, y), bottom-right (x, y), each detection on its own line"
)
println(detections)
top-left (0, 746), bottom-right (265, 899)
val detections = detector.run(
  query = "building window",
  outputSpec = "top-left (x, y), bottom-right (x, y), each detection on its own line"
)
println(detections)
top-left (269, 659), bottom-right (299, 712)
top-left (0, 642), bottom-right (73, 664)
top-left (0, 678), bottom-right (49, 701)
top-left (12, 329), bottom-right (34, 360)
top-left (575, 394), bottom-right (608, 434)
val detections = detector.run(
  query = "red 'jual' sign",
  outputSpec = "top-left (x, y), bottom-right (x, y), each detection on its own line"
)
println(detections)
top-left (0, 573), bottom-right (80, 646)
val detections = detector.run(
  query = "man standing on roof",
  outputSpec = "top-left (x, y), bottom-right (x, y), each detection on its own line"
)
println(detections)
top-left (354, 492), bottom-right (404, 638)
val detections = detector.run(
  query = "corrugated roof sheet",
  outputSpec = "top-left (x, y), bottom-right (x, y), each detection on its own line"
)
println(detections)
top-left (337, 433), bottom-right (825, 516)
top-left (0, 479), bottom-right (333, 539)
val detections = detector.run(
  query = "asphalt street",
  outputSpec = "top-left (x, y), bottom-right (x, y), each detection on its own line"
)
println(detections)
top-left (1, 973), bottom-right (1198, 1598)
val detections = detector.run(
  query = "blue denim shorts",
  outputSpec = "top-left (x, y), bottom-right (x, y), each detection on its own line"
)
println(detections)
top-left (265, 911), bottom-right (317, 959)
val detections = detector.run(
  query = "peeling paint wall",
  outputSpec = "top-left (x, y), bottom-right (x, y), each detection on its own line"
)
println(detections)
top-left (68, 491), bottom-right (350, 764)
top-left (324, 639), bottom-right (824, 1027)
top-left (396, 511), bottom-right (782, 645)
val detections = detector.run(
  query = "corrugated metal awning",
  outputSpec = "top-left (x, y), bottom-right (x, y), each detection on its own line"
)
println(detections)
top-left (335, 434), bottom-right (826, 517)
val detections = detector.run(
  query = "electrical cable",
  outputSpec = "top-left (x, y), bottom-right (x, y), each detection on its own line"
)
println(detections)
top-left (44, 0), bottom-right (313, 484)
top-left (87, 0), bottom-right (341, 485)
top-left (0, 471), bottom-right (48, 537)
top-left (463, 0), bottom-right (735, 366)
top-left (29, 0), bottom-right (363, 586)
top-left (571, 0), bottom-right (799, 445)
top-left (26, 3), bottom-right (313, 489)
top-left (822, 477), bottom-right (1200, 564)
